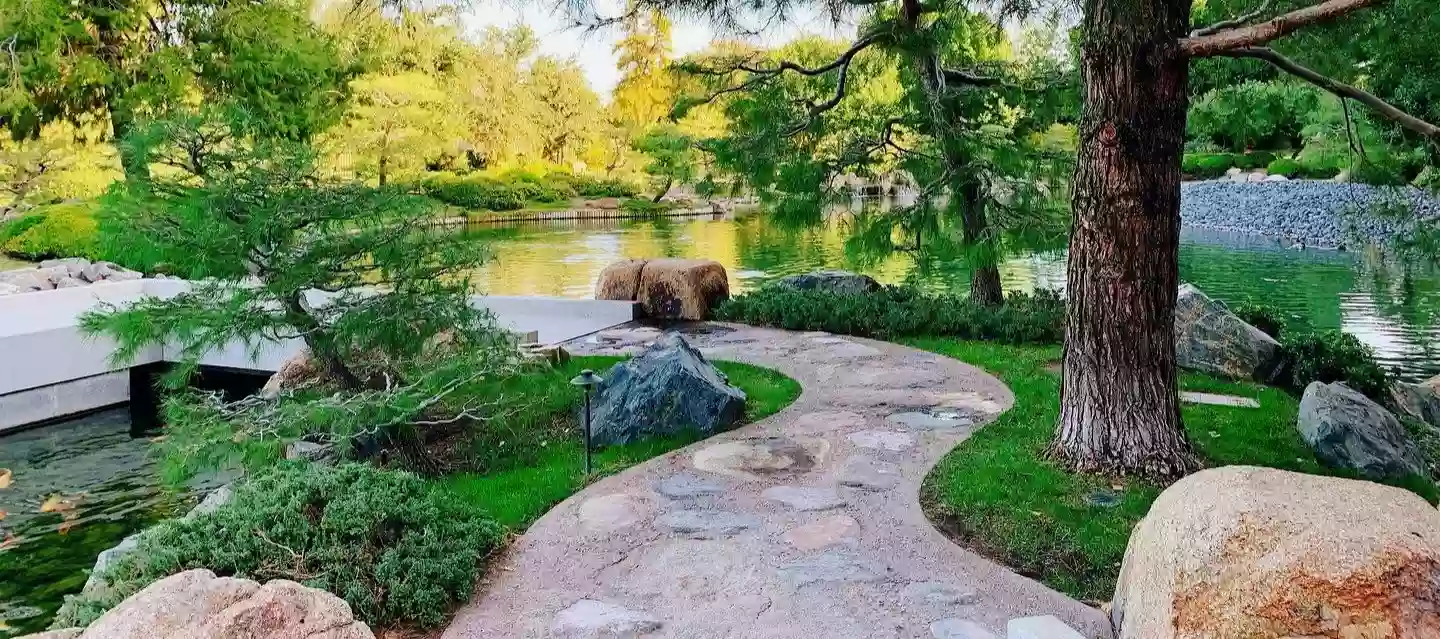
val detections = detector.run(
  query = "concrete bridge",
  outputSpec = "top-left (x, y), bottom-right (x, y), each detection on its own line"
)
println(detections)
top-left (0, 280), bottom-right (637, 431)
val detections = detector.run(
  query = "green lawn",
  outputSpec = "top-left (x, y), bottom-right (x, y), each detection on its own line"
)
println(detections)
top-left (910, 338), bottom-right (1438, 602)
top-left (438, 355), bottom-right (800, 529)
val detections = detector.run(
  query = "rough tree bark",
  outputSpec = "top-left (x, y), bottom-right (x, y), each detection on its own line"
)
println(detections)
top-left (1050, 0), bottom-right (1201, 479)
top-left (958, 179), bottom-right (1004, 307)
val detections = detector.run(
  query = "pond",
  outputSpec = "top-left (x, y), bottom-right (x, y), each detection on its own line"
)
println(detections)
top-left (0, 410), bottom-right (224, 637)
top-left (459, 209), bottom-right (1440, 381)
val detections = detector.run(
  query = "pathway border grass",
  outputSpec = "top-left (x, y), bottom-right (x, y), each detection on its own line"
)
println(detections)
top-left (909, 338), bottom-right (1437, 601)
top-left (438, 355), bottom-right (801, 529)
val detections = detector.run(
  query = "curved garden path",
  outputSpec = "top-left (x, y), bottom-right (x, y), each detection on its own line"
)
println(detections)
top-left (443, 323), bottom-right (1112, 639)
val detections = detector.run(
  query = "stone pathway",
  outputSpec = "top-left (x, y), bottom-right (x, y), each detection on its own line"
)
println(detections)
top-left (442, 324), bottom-right (1112, 639)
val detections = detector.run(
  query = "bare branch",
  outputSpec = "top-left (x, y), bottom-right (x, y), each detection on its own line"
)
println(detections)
top-left (1181, 0), bottom-right (1388, 57)
top-left (1190, 0), bottom-right (1273, 37)
top-left (940, 68), bottom-right (1004, 87)
top-left (1219, 47), bottom-right (1440, 139)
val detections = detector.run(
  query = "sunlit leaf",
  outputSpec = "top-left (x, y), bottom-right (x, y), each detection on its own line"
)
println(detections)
top-left (0, 468), bottom-right (11, 489)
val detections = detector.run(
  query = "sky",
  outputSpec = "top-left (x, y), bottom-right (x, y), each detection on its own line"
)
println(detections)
top-left (459, 0), bottom-right (861, 98)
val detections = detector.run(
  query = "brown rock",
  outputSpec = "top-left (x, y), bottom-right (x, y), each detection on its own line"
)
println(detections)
top-left (72, 569), bottom-right (373, 639)
top-left (586, 197), bottom-right (622, 210)
top-left (595, 259), bottom-right (647, 301)
top-left (259, 350), bottom-right (326, 398)
top-left (1112, 466), bottom-right (1440, 639)
top-left (594, 258), bottom-right (730, 320)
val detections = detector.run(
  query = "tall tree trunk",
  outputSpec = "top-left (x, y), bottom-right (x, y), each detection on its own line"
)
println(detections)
top-left (652, 176), bottom-right (672, 203)
top-left (901, 0), bottom-right (1005, 308)
top-left (1049, 0), bottom-right (1200, 480)
top-left (958, 179), bottom-right (1003, 307)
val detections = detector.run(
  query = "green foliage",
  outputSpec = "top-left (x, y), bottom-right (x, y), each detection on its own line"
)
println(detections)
top-left (1266, 157), bottom-right (1303, 178)
top-left (632, 124), bottom-right (700, 198)
top-left (1186, 81), bottom-right (1320, 152)
top-left (56, 463), bottom-right (503, 630)
top-left (566, 175), bottom-right (640, 198)
top-left (420, 174), bottom-right (526, 211)
top-left (1280, 330), bottom-right (1392, 403)
top-left (1235, 151), bottom-right (1275, 170)
top-left (715, 286), bottom-right (1065, 344)
top-left (1, 202), bottom-right (101, 261)
top-left (1182, 153), bottom-right (1237, 179)
top-left (1232, 301), bottom-right (1288, 339)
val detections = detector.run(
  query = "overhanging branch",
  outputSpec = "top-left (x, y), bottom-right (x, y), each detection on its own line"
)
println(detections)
top-left (1180, 0), bottom-right (1388, 57)
top-left (1190, 0), bottom-right (1273, 37)
top-left (940, 68), bottom-right (1003, 87)
top-left (1220, 47), bottom-right (1440, 139)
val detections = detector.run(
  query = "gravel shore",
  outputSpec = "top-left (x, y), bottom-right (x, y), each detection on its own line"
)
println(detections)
top-left (1180, 180), bottom-right (1440, 248)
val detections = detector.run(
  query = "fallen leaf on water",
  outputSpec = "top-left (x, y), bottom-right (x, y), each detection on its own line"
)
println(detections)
top-left (0, 533), bottom-right (17, 551)
top-left (57, 519), bottom-right (75, 535)
top-left (0, 468), bottom-right (12, 489)
top-left (0, 510), bottom-right (6, 521)
top-left (40, 493), bottom-right (79, 514)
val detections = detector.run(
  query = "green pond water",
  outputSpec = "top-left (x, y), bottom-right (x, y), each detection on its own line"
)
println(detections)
top-left (459, 210), bottom-right (1440, 380)
top-left (5, 207), bottom-right (1440, 635)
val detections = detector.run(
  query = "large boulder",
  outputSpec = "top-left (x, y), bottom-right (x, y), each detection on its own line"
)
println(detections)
top-left (1392, 374), bottom-right (1440, 428)
top-left (590, 333), bottom-right (746, 446)
top-left (1112, 466), bottom-right (1440, 639)
top-left (1174, 284), bottom-right (1284, 382)
top-left (35, 569), bottom-right (372, 639)
top-left (774, 270), bottom-right (882, 295)
top-left (594, 258), bottom-right (730, 320)
top-left (1298, 381), bottom-right (1427, 480)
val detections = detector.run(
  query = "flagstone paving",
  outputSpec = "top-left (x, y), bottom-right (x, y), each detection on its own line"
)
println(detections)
top-left (442, 323), bottom-right (1113, 639)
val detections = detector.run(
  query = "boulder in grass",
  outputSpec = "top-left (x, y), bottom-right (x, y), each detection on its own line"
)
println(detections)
top-left (590, 333), bottom-right (746, 446)
top-left (1111, 466), bottom-right (1440, 639)
top-left (774, 270), bottom-right (882, 296)
top-left (1392, 374), bottom-right (1440, 428)
top-left (1174, 284), bottom-right (1285, 382)
top-left (595, 258), bottom-right (729, 320)
top-left (1298, 381), bottom-right (1427, 480)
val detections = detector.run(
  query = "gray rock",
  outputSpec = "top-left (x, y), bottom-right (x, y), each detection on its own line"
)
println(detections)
top-left (285, 440), bottom-right (334, 462)
top-left (1174, 284), bottom-right (1284, 382)
top-left (0, 270), bottom-right (51, 291)
top-left (905, 581), bottom-right (979, 606)
top-left (39, 258), bottom-right (89, 269)
top-left (184, 484), bottom-right (233, 520)
top-left (551, 599), bottom-right (661, 639)
top-left (0, 282), bottom-right (22, 296)
top-left (776, 551), bottom-right (888, 588)
top-left (105, 268), bottom-right (143, 282)
top-left (1298, 382), bottom-right (1427, 480)
top-left (835, 456), bottom-right (901, 491)
top-left (590, 333), bottom-right (746, 446)
top-left (1391, 376), bottom-right (1440, 428)
top-left (53, 276), bottom-right (87, 289)
top-left (82, 533), bottom-right (142, 595)
top-left (762, 485), bottom-right (847, 511)
top-left (80, 262), bottom-right (113, 282)
top-left (930, 619), bottom-right (998, 639)
top-left (656, 509), bottom-right (759, 538)
top-left (653, 473), bottom-right (726, 499)
top-left (774, 270), bottom-right (882, 295)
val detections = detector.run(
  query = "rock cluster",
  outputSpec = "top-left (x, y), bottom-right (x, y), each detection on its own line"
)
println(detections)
top-left (773, 270), bottom-right (881, 295)
top-left (1180, 180), bottom-right (1440, 247)
top-left (0, 259), bottom-right (143, 295)
top-left (1298, 381), bottom-right (1428, 480)
top-left (1112, 466), bottom-right (1440, 639)
top-left (31, 569), bottom-right (373, 639)
top-left (589, 333), bottom-right (746, 446)
top-left (594, 258), bottom-right (729, 320)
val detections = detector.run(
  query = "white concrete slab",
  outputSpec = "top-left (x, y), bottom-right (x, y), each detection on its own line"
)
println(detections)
top-left (1007, 616), bottom-right (1085, 639)
top-left (0, 371), bottom-right (128, 431)
top-left (1180, 391), bottom-right (1260, 408)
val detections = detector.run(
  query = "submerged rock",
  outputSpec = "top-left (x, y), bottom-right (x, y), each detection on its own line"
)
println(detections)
top-left (590, 333), bottom-right (746, 446)
top-left (1298, 381), bottom-right (1426, 480)
top-left (1174, 284), bottom-right (1284, 382)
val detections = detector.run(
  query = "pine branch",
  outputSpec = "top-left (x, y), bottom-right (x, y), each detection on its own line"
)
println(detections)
top-left (1181, 0), bottom-right (1389, 57)
top-left (1190, 0), bottom-right (1273, 37)
top-left (1217, 47), bottom-right (1440, 139)
top-left (680, 32), bottom-right (886, 119)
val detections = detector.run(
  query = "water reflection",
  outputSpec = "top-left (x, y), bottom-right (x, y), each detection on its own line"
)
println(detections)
top-left (459, 210), bottom-right (1440, 380)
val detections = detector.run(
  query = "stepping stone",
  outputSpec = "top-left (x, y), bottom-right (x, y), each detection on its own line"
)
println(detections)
top-left (782, 514), bottom-right (860, 550)
top-left (1180, 391), bottom-right (1260, 408)
top-left (654, 473), bottom-right (726, 499)
top-left (776, 550), bottom-right (888, 589)
top-left (762, 486), bottom-right (848, 511)
top-left (578, 494), bottom-right (652, 533)
top-left (656, 509), bottom-right (760, 539)
top-left (887, 410), bottom-right (974, 431)
top-left (836, 456), bottom-right (901, 491)
top-left (692, 436), bottom-right (828, 480)
top-left (930, 619), bottom-right (998, 639)
top-left (551, 599), bottom-right (662, 638)
top-left (1007, 616), bottom-right (1085, 639)
top-left (905, 581), bottom-right (980, 606)
top-left (791, 410), bottom-right (867, 434)
top-left (847, 430), bottom-right (915, 451)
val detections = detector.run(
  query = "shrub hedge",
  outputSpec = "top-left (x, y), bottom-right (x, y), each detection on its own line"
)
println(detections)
top-left (1265, 157), bottom-right (1303, 178)
top-left (714, 286), bottom-right (1066, 345)
top-left (1, 202), bottom-right (102, 261)
top-left (1279, 329), bottom-right (1392, 403)
top-left (54, 463), bottom-right (503, 631)
top-left (416, 172), bottom-right (641, 210)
